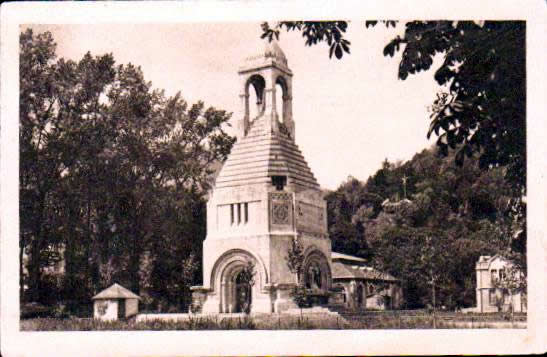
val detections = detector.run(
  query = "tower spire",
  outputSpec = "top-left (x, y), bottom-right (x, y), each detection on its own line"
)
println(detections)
top-left (236, 40), bottom-right (295, 140)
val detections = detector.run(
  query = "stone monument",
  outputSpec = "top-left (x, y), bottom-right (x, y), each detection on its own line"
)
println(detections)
top-left (191, 41), bottom-right (332, 314)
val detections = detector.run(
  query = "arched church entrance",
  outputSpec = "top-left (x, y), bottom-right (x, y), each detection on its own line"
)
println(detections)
top-left (211, 249), bottom-right (267, 313)
top-left (221, 261), bottom-right (257, 313)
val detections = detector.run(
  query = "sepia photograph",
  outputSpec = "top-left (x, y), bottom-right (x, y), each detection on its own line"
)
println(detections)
top-left (1, 1), bottom-right (545, 356)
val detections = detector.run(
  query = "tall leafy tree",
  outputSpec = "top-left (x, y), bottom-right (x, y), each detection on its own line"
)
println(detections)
top-left (19, 29), bottom-right (235, 312)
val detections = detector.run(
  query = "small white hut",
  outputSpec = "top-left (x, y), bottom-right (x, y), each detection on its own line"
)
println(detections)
top-left (92, 283), bottom-right (140, 320)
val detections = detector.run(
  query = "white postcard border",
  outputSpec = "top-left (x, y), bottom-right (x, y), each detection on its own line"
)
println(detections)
top-left (1, 1), bottom-right (545, 356)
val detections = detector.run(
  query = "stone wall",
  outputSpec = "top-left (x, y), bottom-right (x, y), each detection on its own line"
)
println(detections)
top-left (126, 298), bottom-right (139, 317)
top-left (93, 299), bottom-right (118, 321)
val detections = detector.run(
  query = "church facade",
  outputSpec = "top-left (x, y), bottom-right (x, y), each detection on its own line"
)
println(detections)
top-left (191, 42), bottom-right (400, 314)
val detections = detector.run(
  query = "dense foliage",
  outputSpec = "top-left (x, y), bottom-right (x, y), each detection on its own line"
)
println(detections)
top-left (325, 147), bottom-right (526, 309)
top-left (19, 29), bottom-right (235, 314)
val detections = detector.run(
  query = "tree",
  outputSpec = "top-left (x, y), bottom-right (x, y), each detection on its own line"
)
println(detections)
top-left (491, 257), bottom-right (526, 321)
top-left (418, 234), bottom-right (452, 327)
top-left (285, 236), bottom-right (305, 284)
top-left (261, 21), bottom-right (525, 195)
top-left (285, 237), bottom-right (312, 310)
top-left (325, 177), bottom-right (377, 260)
top-left (19, 29), bottom-right (235, 313)
top-left (236, 260), bottom-right (256, 314)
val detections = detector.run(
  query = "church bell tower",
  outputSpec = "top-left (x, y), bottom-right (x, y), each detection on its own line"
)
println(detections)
top-left (192, 41), bottom-right (332, 314)
top-left (235, 40), bottom-right (295, 141)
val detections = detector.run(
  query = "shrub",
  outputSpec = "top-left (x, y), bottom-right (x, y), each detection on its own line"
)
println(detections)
top-left (290, 285), bottom-right (310, 308)
top-left (20, 302), bottom-right (53, 319)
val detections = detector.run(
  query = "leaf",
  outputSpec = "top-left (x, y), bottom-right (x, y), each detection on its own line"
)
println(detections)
top-left (334, 45), bottom-right (343, 59)
top-left (427, 120), bottom-right (438, 139)
top-left (341, 40), bottom-right (350, 53)
top-left (434, 65), bottom-right (453, 86)
top-left (383, 41), bottom-right (395, 57)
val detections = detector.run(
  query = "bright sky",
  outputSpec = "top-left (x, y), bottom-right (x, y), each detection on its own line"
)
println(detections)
top-left (29, 23), bottom-right (442, 190)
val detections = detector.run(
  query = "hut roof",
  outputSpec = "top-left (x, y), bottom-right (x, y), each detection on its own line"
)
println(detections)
top-left (331, 261), bottom-right (398, 282)
top-left (331, 251), bottom-right (366, 263)
top-left (92, 283), bottom-right (140, 300)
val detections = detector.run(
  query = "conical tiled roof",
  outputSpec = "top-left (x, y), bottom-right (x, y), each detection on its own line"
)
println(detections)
top-left (92, 283), bottom-right (140, 300)
top-left (214, 116), bottom-right (319, 190)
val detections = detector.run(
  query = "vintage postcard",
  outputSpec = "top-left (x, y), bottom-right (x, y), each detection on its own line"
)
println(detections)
top-left (1, 1), bottom-right (545, 356)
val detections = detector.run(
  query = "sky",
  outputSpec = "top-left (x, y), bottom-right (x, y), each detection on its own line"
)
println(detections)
top-left (29, 22), bottom-right (443, 190)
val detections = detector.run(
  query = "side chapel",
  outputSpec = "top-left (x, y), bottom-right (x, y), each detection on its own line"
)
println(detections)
top-left (191, 41), bottom-right (401, 313)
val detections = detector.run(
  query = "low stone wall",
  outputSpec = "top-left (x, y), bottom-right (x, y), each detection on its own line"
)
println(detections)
top-left (136, 313), bottom-right (192, 322)
top-left (282, 306), bottom-right (339, 316)
top-left (137, 308), bottom-right (340, 322)
top-left (442, 320), bottom-right (527, 329)
top-left (136, 312), bottom-right (255, 323)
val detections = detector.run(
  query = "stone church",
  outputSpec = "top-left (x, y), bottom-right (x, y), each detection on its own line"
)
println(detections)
top-left (191, 41), bottom-right (401, 314)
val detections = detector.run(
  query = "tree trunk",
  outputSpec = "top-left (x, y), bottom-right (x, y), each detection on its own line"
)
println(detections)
top-left (128, 206), bottom-right (142, 294)
top-left (85, 185), bottom-right (94, 294)
top-left (28, 191), bottom-right (47, 302)
top-left (431, 275), bottom-right (437, 329)
top-left (63, 199), bottom-right (78, 302)
top-left (432, 282), bottom-right (436, 311)
top-left (19, 239), bottom-right (26, 302)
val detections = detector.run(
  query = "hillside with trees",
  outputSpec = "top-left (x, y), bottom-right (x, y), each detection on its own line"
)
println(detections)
top-left (325, 146), bottom-right (526, 309)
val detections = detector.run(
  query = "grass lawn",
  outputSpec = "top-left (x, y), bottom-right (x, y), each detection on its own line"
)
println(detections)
top-left (20, 312), bottom-right (526, 331)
